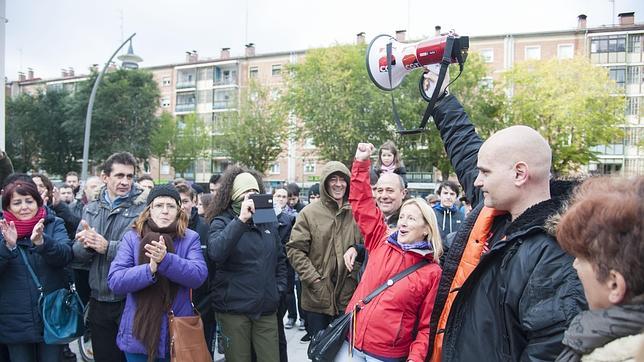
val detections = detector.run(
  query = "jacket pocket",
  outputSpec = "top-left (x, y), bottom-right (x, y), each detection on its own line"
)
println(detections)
top-left (392, 312), bottom-right (406, 347)
top-left (306, 279), bottom-right (331, 308)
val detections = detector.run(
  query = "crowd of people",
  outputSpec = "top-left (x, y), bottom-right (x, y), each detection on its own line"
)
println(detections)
top-left (0, 66), bottom-right (642, 362)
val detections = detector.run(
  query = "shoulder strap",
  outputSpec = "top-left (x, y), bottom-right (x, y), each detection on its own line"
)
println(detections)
top-left (362, 259), bottom-right (429, 305)
top-left (18, 247), bottom-right (43, 294)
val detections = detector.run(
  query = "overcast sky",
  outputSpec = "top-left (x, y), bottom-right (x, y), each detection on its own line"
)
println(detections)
top-left (5, 0), bottom-right (644, 81)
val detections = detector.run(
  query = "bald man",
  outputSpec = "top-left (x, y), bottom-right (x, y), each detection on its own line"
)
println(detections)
top-left (423, 84), bottom-right (586, 361)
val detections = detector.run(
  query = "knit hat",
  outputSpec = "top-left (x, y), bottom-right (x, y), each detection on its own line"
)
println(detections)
top-left (146, 184), bottom-right (181, 206)
top-left (231, 173), bottom-right (260, 201)
top-left (308, 183), bottom-right (320, 199)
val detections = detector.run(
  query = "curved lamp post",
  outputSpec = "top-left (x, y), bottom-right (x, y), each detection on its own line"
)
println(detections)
top-left (81, 33), bottom-right (142, 180)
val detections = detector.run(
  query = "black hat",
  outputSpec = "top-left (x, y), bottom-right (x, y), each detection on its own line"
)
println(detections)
top-left (147, 184), bottom-right (181, 206)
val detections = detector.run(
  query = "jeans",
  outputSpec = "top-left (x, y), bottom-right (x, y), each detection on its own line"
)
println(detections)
top-left (125, 352), bottom-right (169, 362)
top-left (6, 343), bottom-right (62, 362)
top-left (88, 298), bottom-right (126, 362)
top-left (333, 342), bottom-right (405, 362)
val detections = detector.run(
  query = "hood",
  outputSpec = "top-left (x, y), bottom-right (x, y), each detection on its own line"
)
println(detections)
top-left (319, 161), bottom-right (351, 207)
top-left (432, 202), bottom-right (459, 213)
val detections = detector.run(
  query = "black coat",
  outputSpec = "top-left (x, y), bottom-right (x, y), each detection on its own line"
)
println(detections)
top-left (0, 210), bottom-right (73, 344)
top-left (207, 209), bottom-right (288, 318)
top-left (427, 95), bottom-right (587, 361)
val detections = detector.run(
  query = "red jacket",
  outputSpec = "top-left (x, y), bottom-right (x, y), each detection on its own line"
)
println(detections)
top-left (346, 159), bottom-right (441, 362)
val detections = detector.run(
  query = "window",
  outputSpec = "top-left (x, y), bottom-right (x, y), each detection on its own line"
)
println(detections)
top-left (198, 67), bottom-right (213, 81)
top-left (608, 37), bottom-right (626, 52)
top-left (162, 77), bottom-right (171, 86)
top-left (627, 66), bottom-right (641, 85)
top-left (161, 97), bottom-right (170, 108)
top-left (479, 49), bottom-right (493, 63)
top-left (269, 163), bottom-right (280, 174)
top-left (249, 66), bottom-right (258, 78)
top-left (627, 35), bottom-right (641, 53)
top-left (524, 46), bottom-right (541, 60)
top-left (161, 161), bottom-right (170, 175)
top-left (272, 64), bottom-right (282, 76)
top-left (609, 67), bottom-right (626, 88)
top-left (303, 138), bottom-right (315, 149)
top-left (591, 36), bottom-right (626, 53)
top-left (626, 97), bottom-right (640, 117)
top-left (478, 77), bottom-right (493, 90)
top-left (303, 160), bottom-right (316, 175)
top-left (557, 44), bottom-right (574, 59)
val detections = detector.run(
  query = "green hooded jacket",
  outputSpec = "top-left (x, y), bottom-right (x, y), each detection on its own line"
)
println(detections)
top-left (287, 161), bottom-right (363, 316)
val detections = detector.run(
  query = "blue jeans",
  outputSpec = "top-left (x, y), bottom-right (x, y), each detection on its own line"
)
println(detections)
top-left (125, 352), bottom-right (169, 362)
top-left (333, 341), bottom-right (405, 362)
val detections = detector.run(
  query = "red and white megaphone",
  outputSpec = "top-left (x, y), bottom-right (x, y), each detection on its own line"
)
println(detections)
top-left (366, 31), bottom-right (469, 134)
top-left (366, 31), bottom-right (469, 97)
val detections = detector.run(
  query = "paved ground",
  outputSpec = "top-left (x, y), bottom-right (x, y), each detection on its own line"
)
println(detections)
top-left (69, 316), bottom-right (310, 361)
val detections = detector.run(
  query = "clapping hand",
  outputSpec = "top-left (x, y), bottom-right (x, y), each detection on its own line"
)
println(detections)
top-left (30, 219), bottom-right (45, 246)
top-left (0, 220), bottom-right (18, 249)
top-left (145, 235), bottom-right (168, 273)
top-left (76, 220), bottom-right (109, 254)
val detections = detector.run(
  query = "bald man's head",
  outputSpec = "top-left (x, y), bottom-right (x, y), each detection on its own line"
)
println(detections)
top-left (375, 173), bottom-right (407, 217)
top-left (474, 125), bottom-right (552, 212)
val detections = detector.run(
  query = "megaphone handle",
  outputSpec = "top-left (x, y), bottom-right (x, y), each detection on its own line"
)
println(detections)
top-left (386, 42), bottom-right (406, 133)
top-left (416, 36), bottom-right (455, 131)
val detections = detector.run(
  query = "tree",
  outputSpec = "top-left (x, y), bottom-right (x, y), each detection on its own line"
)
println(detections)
top-left (168, 113), bottom-right (209, 177)
top-left (503, 57), bottom-right (624, 175)
top-left (284, 44), bottom-right (504, 177)
top-left (6, 94), bottom-right (41, 172)
top-left (283, 44), bottom-right (392, 167)
top-left (149, 112), bottom-right (175, 179)
top-left (213, 80), bottom-right (288, 173)
top-left (66, 68), bottom-right (161, 167)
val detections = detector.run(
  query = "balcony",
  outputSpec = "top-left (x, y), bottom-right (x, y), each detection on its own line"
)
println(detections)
top-left (406, 172), bottom-right (433, 183)
top-left (213, 100), bottom-right (236, 110)
top-left (213, 77), bottom-right (238, 87)
top-left (175, 103), bottom-right (196, 113)
top-left (176, 81), bottom-right (196, 90)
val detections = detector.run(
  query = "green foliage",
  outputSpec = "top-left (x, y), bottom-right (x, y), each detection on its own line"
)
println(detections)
top-left (213, 81), bottom-right (288, 173)
top-left (66, 69), bottom-right (161, 167)
top-left (283, 44), bottom-right (392, 167)
top-left (6, 93), bottom-right (42, 172)
top-left (168, 113), bottom-right (210, 177)
top-left (284, 44), bottom-right (504, 178)
top-left (503, 57), bottom-right (625, 175)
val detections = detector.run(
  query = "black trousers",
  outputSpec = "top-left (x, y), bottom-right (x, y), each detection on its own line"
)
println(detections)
top-left (88, 298), bottom-right (126, 362)
top-left (305, 311), bottom-right (336, 337)
top-left (285, 264), bottom-right (297, 321)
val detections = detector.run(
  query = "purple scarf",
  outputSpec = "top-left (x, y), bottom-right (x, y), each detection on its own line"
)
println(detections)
top-left (386, 231), bottom-right (431, 251)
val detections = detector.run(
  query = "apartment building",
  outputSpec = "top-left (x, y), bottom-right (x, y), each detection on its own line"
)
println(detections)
top-left (468, 12), bottom-right (644, 176)
top-left (7, 11), bottom-right (643, 181)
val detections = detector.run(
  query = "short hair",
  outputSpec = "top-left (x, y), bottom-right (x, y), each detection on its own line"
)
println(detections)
top-left (65, 171), bottom-right (79, 181)
top-left (437, 180), bottom-right (460, 195)
top-left (209, 174), bottom-right (221, 185)
top-left (2, 179), bottom-right (43, 210)
top-left (377, 173), bottom-right (406, 190)
top-left (557, 176), bottom-right (644, 302)
top-left (59, 184), bottom-right (73, 191)
top-left (2, 173), bottom-right (33, 190)
top-left (286, 183), bottom-right (300, 197)
top-left (138, 174), bottom-right (154, 183)
top-left (176, 184), bottom-right (195, 199)
top-left (101, 152), bottom-right (137, 176)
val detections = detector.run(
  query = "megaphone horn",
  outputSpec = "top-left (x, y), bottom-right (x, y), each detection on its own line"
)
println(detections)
top-left (366, 32), bottom-right (469, 92)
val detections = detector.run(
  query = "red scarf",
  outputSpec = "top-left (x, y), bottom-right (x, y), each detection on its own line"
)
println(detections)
top-left (2, 207), bottom-right (47, 239)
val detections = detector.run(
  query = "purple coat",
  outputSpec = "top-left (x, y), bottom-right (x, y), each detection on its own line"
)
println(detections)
top-left (108, 228), bottom-right (208, 358)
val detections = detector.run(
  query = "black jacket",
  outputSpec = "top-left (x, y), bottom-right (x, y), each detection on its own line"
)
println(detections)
top-left (0, 210), bottom-right (73, 344)
top-left (189, 207), bottom-right (213, 313)
top-left (207, 209), bottom-right (288, 318)
top-left (427, 95), bottom-right (587, 361)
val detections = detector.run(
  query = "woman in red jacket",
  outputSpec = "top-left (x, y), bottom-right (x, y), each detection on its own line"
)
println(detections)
top-left (335, 143), bottom-right (443, 362)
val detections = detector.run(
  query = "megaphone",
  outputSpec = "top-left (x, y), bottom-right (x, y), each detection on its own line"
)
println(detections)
top-left (366, 31), bottom-right (469, 134)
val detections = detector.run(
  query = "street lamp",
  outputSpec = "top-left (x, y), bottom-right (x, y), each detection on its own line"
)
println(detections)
top-left (80, 33), bottom-right (142, 180)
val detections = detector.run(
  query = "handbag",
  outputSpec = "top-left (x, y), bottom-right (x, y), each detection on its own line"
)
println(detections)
top-left (19, 247), bottom-right (85, 344)
top-left (307, 259), bottom-right (429, 362)
top-left (168, 290), bottom-right (211, 362)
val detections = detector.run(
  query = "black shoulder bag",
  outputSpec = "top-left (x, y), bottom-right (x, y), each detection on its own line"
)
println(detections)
top-left (307, 259), bottom-right (429, 362)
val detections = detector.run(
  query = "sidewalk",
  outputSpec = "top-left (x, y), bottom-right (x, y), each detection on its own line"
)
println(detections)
top-left (69, 316), bottom-right (311, 361)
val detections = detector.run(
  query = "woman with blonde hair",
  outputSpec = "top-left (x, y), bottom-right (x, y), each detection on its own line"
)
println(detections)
top-left (108, 184), bottom-right (208, 362)
top-left (335, 143), bottom-right (443, 362)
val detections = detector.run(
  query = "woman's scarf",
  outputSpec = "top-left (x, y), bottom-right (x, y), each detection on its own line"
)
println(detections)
top-left (2, 207), bottom-right (47, 239)
top-left (132, 219), bottom-right (179, 361)
top-left (387, 231), bottom-right (432, 251)
top-left (556, 301), bottom-right (644, 362)
top-left (380, 163), bottom-right (397, 174)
